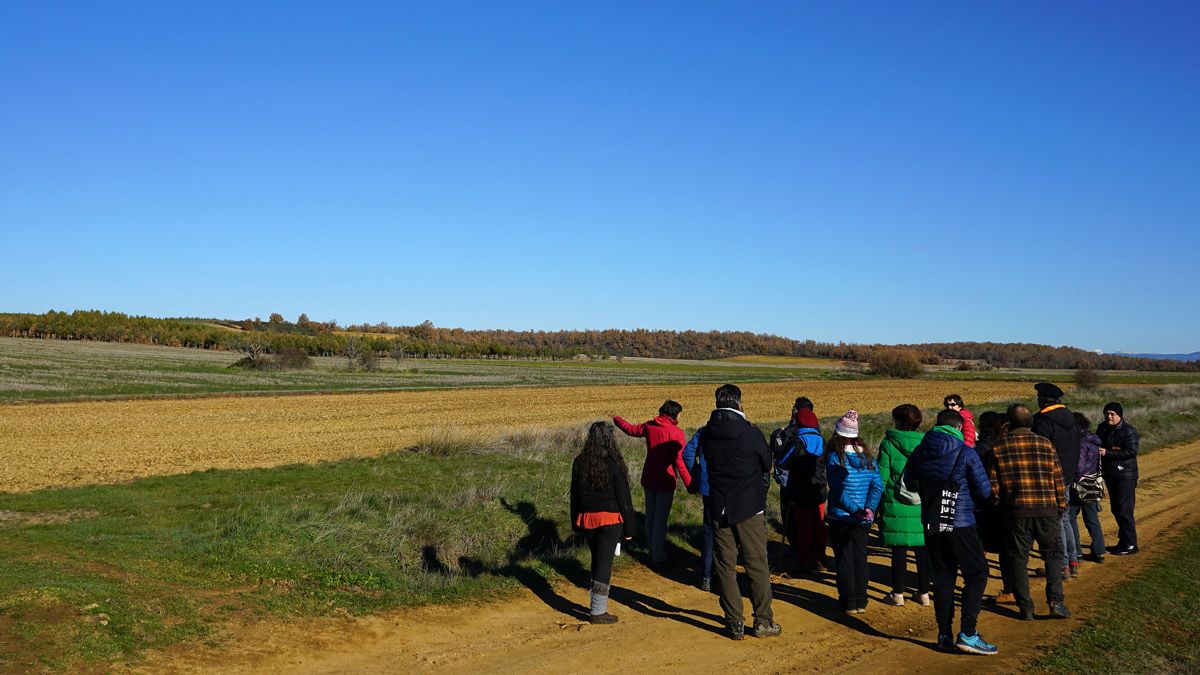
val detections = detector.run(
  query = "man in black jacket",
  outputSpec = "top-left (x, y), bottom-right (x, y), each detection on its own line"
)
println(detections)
top-left (1098, 402), bottom-right (1140, 554)
top-left (700, 384), bottom-right (780, 640)
top-left (1032, 382), bottom-right (1080, 576)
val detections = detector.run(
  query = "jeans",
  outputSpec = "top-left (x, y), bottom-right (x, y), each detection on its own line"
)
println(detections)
top-left (712, 512), bottom-right (773, 625)
top-left (1105, 476), bottom-right (1138, 548)
top-left (644, 489), bottom-right (675, 563)
top-left (1060, 509), bottom-right (1078, 564)
top-left (1005, 515), bottom-right (1065, 613)
top-left (791, 503), bottom-right (827, 565)
top-left (926, 526), bottom-right (988, 636)
top-left (828, 520), bottom-right (870, 610)
top-left (1068, 494), bottom-right (1105, 558)
top-left (700, 518), bottom-right (714, 577)
top-left (890, 545), bottom-right (931, 596)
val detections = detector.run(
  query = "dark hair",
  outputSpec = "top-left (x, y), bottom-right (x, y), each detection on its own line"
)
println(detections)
top-left (944, 394), bottom-right (964, 407)
top-left (891, 403), bottom-right (922, 431)
top-left (715, 384), bottom-right (742, 410)
top-left (793, 397), bottom-right (814, 412)
top-left (829, 434), bottom-right (875, 471)
top-left (977, 411), bottom-right (1007, 443)
top-left (1073, 412), bottom-right (1091, 431)
top-left (577, 421), bottom-right (630, 491)
top-left (936, 409), bottom-right (964, 427)
top-left (659, 400), bottom-right (682, 418)
top-left (1007, 404), bottom-right (1034, 430)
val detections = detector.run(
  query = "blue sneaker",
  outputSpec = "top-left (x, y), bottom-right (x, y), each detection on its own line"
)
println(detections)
top-left (936, 633), bottom-right (956, 652)
top-left (956, 632), bottom-right (998, 655)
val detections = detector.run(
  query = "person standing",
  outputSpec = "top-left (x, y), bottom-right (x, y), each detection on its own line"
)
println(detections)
top-left (698, 384), bottom-right (780, 640)
top-left (1032, 382), bottom-right (1081, 578)
top-left (944, 394), bottom-right (977, 447)
top-left (1097, 402), bottom-right (1140, 555)
top-left (989, 404), bottom-right (1071, 621)
top-left (770, 397), bottom-right (816, 565)
top-left (825, 410), bottom-right (884, 614)
top-left (570, 421), bottom-right (637, 624)
top-left (876, 404), bottom-right (930, 607)
top-left (682, 428), bottom-right (714, 591)
top-left (786, 408), bottom-right (828, 574)
top-left (1069, 413), bottom-right (1106, 565)
top-left (908, 408), bottom-right (997, 655)
top-left (974, 411), bottom-right (1016, 604)
top-left (614, 401), bottom-right (691, 565)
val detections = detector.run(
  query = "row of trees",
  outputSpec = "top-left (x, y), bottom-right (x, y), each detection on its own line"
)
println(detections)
top-left (3, 310), bottom-right (1196, 372)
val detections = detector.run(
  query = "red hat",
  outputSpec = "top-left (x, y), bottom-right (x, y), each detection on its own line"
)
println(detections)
top-left (794, 408), bottom-right (820, 429)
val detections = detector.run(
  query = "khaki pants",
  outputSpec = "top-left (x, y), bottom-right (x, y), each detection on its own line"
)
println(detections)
top-left (712, 512), bottom-right (774, 626)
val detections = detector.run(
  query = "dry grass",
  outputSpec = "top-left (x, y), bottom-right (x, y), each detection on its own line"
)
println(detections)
top-left (0, 379), bottom-right (1039, 493)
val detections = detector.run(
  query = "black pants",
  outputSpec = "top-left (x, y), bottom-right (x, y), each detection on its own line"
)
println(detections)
top-left (1005, 515), bottom-right (1064, 613)
top-left (890, 545), bottom-right (931, 595)
top-left (828, 520), bottom-right (869, 610)
top-left (713, 512), bottom-right (774, 625)
top-left (586, 524), bottom-right (623, 585)
top-left (1105, 476), bottom-right (1138, 548)
top-left (926, 526), bottom-right (988, 637)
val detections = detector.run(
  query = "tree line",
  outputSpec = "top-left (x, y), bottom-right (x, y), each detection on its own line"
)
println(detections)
top-left (1, 310), bottom-right (1195, 372)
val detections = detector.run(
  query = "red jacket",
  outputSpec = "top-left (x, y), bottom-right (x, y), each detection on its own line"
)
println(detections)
top-left (961, 408), bottom-right (977, 448)
top-left (613, 415), bottom-right (692, 492)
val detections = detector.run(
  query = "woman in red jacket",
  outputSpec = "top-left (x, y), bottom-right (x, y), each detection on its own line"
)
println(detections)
top-left (614, 400), bottom-right (691, 564)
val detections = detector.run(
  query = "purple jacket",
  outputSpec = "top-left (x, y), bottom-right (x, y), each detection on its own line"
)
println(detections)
top-left (1077, 431), bottom-right (1102, 477)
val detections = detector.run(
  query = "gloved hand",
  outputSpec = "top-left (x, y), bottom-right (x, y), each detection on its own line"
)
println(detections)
top-left (857, 508), bottom-right (874, 522)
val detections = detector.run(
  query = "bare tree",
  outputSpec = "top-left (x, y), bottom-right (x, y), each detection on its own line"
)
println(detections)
top-left (232, 337), bottom-right (270, 370)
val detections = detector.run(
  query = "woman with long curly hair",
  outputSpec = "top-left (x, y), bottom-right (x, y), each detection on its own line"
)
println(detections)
top-left (570, 421), bottom-right (637, 624)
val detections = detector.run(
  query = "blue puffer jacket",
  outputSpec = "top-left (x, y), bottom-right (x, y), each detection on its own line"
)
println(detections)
top-left (825, 446), bottom-right (884, 524)
top-left (682, 429), bottom-right (709, 497)
top-left (908, 427), bottom-right (993, 529)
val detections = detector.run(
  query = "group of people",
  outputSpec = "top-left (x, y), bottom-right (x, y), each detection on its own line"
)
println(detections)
top-left (569, 382), bottom-right (1141, 655)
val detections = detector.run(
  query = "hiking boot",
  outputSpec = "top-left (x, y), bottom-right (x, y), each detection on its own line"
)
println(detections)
top-left (1049, 602), bottom-right (1072, 619)
top-left (956, 632), bottom-right (998, 655)
top-left (916, 592), bottom-right (932, 607)
top-left (725, 619), bottom-right (745, 641)
top-left (936, 633), bottom-right (956, 652)
top-left (700, 576), bottom-right (712, 592)
top-left (1069, 562), bottom-right (1080, 578)
top-left (884, 592), bottom-right (905, 606)
top-left (752, 621), bottom-right (782, 638)
top-left (589, 612), bottom-right (618, 625)
top-left (1020, 608), bottom-right (1035, 621)
top-left (994, 592), bottom-right (1016, 605)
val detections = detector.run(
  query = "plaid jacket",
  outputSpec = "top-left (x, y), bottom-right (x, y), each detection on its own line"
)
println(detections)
top-left (988, 428), bottom-right (1067, 517)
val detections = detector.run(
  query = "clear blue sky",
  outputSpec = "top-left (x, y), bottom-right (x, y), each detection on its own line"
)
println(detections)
top-left (2, 2), bottom-right (1197, 353)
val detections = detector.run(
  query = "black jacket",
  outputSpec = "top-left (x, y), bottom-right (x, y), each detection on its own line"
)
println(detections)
top-left (570, 455), bottom-right (636, 538)
top-left (1033, 405), bottom-right (1082, 485)
top-left (1097, 421), bottom-right (1140, 480)
top-left (699, 409), bottom-right (771, 526)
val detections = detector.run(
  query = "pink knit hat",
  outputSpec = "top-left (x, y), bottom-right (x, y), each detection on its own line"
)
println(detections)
top-left (835, 410), bottom-right (860, 438)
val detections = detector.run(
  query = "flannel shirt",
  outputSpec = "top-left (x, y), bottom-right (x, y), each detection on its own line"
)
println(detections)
top-left (987, 428), bottom-right (1067, 517)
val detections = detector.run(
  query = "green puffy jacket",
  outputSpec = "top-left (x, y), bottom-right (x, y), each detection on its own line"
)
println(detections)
top-left (876, 428), bottom-right (925, 548)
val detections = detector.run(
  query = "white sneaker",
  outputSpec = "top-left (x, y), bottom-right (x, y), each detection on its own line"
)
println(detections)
top-left (916, 592), bottom-right (931, 606)
top-left (884, 592), bottom-right (905, 606)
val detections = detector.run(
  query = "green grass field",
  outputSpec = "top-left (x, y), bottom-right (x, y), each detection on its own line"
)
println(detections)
top-left (2, 384), bottom-right (1198, 670)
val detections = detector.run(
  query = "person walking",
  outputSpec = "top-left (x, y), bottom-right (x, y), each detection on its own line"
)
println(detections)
top-left (570, 421), bottom-right (637, 624)
top-left (1098, 402), bottom-right (1140, 555)
top-left (786, 408), bottom-right (828, 574)
top-left (989, 404), bottom-right (1071, 621)
top-left (682, 428), bottom-right (714, 591)
top-left (825, 410), bottom-right (884, 614)
top-left (698, 384), bottom-right (780, 640)
top-left (1069, 413), bottom-right (1106, 565)
top-left (614, 401), bottom-right (691, 565)
top-left (1032, 382), bottom-right (1081, 579)
top-left (908, 408), bottom-right (997, 655)
top-left (876, 404), bottom-right (930, 607)
top-left (974, 411), bottom-right (1016, 604)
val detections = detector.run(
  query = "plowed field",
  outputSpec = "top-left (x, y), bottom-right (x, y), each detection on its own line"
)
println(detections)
top-left (1, 380), bottom-right (1036, 493)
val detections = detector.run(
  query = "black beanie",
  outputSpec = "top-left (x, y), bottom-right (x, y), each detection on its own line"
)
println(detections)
top-left (1103, 402), bottom-right (1124, 418)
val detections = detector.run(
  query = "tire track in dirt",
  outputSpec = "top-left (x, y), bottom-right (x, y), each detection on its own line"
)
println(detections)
top-left (131, 439), bottom-right (1200, 674)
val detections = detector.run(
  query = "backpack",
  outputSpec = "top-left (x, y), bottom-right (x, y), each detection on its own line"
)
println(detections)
top-left (770, 425), bottom-right (807, 487)
top-left (896, 459), bottom-right (922, 506)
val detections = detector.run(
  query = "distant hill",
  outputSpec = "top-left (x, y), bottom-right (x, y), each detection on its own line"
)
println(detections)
top-left (1117, 352), bottom-right (1200, 362)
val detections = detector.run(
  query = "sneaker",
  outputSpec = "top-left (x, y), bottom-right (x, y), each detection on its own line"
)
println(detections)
top-left (700, 576), bottom-right (712, 592)
top-left (917, 592), bottom-right (932, 607)
top-left (1049, 601), bottom-right (1072, 619)
top-left (1069, 562), bottom-right (1079, 579)
top-left (936, 633), bottom-right (956, 652)
top-left (1088, 553), bottom-right (1106, 564)
top-left (752, 621), bottom-right (782, 638)
top-left (955, 632), bottom-right (998, 655)
top-left (884, 593), bottom-right (905, 606)
top-left (856, 607), bottom-right (867, 614)
top-left (589, 612), bottom-right (618, 625)
top-left (725, 619), bottom-right (745, 641)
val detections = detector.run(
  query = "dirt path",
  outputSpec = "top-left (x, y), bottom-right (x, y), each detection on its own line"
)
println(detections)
top-left (134, 439), bottom-right (1200, 674)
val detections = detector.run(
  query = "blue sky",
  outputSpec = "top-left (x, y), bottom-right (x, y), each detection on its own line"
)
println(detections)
top-left (2, 2), bottom-right (1197, 352)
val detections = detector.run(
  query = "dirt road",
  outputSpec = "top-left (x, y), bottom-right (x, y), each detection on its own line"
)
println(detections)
top-left (134, 438), bottom-right (1200, 674)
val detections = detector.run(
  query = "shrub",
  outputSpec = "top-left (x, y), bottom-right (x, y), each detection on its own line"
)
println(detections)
top-left (1075, 364), bottom-right (1102, 390)
top-left (868, 348), bottom-right (924, 378)
top-left (276, 346), bottom-right (312, 370)
top-left (357, 349), bottom-right (380, 371)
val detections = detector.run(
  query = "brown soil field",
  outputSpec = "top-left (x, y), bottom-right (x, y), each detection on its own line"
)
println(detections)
top-left (0, 380), bottom-right (1036, 493)
top-left (132, 437), bottom-right (1200, 674)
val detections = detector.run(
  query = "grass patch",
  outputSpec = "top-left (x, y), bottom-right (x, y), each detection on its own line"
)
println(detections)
top-left (1028, 522), bottom-right (1200, 673)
